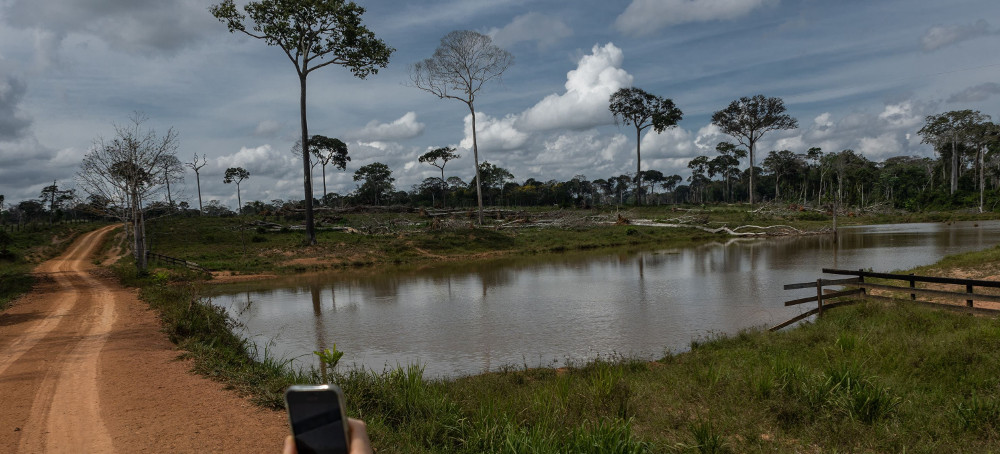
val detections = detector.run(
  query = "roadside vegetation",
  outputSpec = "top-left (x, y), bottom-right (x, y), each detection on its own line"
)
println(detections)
top-left (119, 218), bottom-right (1000, 452)
top-left (0, 222), bottom-right (103, 309)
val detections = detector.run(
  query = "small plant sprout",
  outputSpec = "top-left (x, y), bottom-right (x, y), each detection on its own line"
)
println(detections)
top-left (314, 344), bottom-right (345, 383)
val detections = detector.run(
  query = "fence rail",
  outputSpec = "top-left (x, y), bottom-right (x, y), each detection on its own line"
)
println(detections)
top-left (771, 268), bottom-right (1000, 331)
top-left (146, 251), bottom-right (210, 274)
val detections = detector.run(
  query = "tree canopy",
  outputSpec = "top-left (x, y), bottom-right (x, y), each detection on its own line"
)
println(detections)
top-left (609, 87), bottom-right (683, 205)
top-left (211, 0), bottom-right (393, 244)
top-left (712, 94), bottom-right (798, 206)
top-left (410, 30), bottom-right (512, 225)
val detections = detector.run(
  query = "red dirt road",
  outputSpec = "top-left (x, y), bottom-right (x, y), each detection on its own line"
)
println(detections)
top-left (0, 226), bottom-right (287, 453)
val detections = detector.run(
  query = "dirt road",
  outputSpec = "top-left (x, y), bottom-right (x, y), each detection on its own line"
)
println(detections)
top-left (0, 226), bottom-right (287, 453)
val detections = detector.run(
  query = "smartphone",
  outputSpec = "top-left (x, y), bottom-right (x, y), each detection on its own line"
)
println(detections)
top-left (284, 384), bottom-right (350, 454)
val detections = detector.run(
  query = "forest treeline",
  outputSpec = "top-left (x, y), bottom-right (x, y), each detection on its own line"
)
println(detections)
top-left (2, 108), bottom-right (998, 226)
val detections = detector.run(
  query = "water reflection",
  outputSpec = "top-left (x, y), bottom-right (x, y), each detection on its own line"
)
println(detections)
top-left (215, 221), bottom-right (1000, 378)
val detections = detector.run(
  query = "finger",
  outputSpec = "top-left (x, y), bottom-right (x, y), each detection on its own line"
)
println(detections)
top-left (283, 435), bottom-right (297, 454)
top-left (347, 418), bottom-right (373, 454)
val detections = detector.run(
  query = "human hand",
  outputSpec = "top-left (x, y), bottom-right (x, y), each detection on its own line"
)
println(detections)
top-left (283, 418), bottom-right (373, 454)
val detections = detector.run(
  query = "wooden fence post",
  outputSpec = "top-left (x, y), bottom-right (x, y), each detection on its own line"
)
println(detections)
top-left (858, 269), bottom-right (865, 296)
top-left (967, 284), bottom-right (974, 308)
top-left (910, 273), bottom-right (916, 300)
top-left (817, 279), bottom-right (824, 316)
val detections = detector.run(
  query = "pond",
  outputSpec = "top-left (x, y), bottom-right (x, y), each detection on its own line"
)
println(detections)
top-left (212, 220), bottom-right (1000, 378)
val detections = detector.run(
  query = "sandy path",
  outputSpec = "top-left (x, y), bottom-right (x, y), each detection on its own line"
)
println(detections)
top-left (0, 226), bottom-right (287, 453)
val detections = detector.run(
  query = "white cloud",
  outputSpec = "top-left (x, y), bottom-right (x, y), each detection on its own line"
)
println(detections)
top-left (814, 112), bottom-right (833, 128)
top-left (346, 112), bottom-right (425, 142)
top-left (693, 123), bottom-right (727, 151)
top-left (518, 43), bottom-right (633, 131)
top-left (253, 119), bottom-right (282, 137)
top-left (486, 12), bottom-right (572, 49)
top-left (877, 101), bottom-right (922, 129)
top-left (641, 126), bottom-right (697, 160)
top-left (921, 20), bottom-right (993, 52)
top-left (215, 144), bottom-right (298, 180)
top-left (858, 133), bottom-right (902, 160)
top-left (461, 112), bottom-right (529, 152)
top-left (773, 135), bottom-right (805, 152)
top-left (517, 131), bottom-right (630, 180)
top-left (615, 0), bottom-right (776, 35)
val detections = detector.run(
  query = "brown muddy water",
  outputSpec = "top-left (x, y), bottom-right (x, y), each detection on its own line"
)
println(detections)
top-left (212, 221), bottom-right (1000, 377)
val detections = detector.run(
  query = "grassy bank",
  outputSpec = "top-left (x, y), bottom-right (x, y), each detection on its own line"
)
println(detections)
top-left (144, 211), bottom-right (725, 274)
top-left (0, 222), bottom-right (104, 309)
top-left (121, 217), bottom-right (1000, 452)
top-left (144, 206), bottom-right (1000, 276)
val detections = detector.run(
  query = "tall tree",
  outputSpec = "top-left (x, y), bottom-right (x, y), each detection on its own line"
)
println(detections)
top-left (410, 30), bottom-right (513, 225)
top-left (969, 120), bottom-right (1000, 212)
top-left (77, 113), bottom-right (178, 271)
top-left (39, 181), bottom-right (75, 214)
top-left (711, 94), bottom-right (798, 206)
top-left (714, 142), bottom-right (747, 202)
top-left (762, 149), bottom-right (801, 200)
top-left (609, 87), bottom-right (683, 205)
top-left (223, 167), bottom-right (250, 213)
top-left (211, 0), bottom-right (393, 244)
top-left (309, 135), bottom-right (350, 202)
top-left (353, 162), bottom-right (394, 205)
top-left (185, 153), bottom-right (208, 214)
top-left (687, 156), bottom-right (711, 203)
top-left (918, 110), bottom-right (988, 195)
top-left (419, 146), bottom-right (460, 183)
top-left (419, 146), bottom-right (460, 207)
top-left (805, 147), bottom-right (825, 205)
top-left (473, 161), bottom-right (514, 205)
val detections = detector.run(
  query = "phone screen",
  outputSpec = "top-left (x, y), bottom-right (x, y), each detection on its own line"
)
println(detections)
top-left (286, 386), bottom-right (349, 454)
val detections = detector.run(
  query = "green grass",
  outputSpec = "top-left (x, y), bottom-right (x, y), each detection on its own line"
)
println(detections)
top-left (141, 207), bottom-right (1000, 276)
top-left (142, 212), bottom-right (724, 275)
top-left (123, 264), bottom-right (1000, 452)
top-left (317, 299), bottom-right (998, 452)
top-left (118, 211), bottom-right (1000, 452)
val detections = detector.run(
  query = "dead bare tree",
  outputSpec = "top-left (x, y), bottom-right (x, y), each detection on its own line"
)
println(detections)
top-left (77, 112), bottom-right (178, 272)
top-left (410, 30), bottom-right (513, 225)
top-left (185, 153), bottom-right (208, 214)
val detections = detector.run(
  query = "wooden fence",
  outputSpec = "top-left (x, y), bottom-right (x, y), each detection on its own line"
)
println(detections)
top-left (146, 251), bottom-right (210, 274)
top-left (771, 268), bottom-right (1000, 331)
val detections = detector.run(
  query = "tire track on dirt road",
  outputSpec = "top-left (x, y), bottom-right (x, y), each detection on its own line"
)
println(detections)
top-left (1, 225), bottom-right (287, 453)
top-left (3, 226), bottom-right (117, 453)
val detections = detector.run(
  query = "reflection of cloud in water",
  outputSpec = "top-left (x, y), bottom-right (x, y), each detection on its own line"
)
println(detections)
top-left (214, 221), bottom-right (1000, 378)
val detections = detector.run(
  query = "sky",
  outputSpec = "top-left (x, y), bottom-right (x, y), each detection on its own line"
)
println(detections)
top-left (0, 0), bottom-right (999, 209)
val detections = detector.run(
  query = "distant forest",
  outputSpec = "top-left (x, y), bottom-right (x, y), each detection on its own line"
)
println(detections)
top-left (2, 109), bottom-right (999, 225)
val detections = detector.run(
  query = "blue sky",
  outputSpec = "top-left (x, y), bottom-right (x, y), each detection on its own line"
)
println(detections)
top-left (0, 0), bottom-right (998, 207)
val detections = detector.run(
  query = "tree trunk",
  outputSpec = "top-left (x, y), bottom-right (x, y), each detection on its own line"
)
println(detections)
top-left (980, 145), bottom-right (986, 213)
top-left (165, 168), bottom-right (172, 205)
top-left (300, 74), bottom-right (316, 244)
top-left (236, 183), bottom-right (242, 215)
top-left (322, 163), bottom-right (328, 205)
top-left (635, 126), bottom-right (642, 205)
top-left (748, 143), bottom-right (755, 206)
top-left (951, 136), bottom-right (958, 194)
top-left (469, 102), bottom-right (484, 225)
top-left (132, 187), bottom-right (146, 271)
top-left (195, 171), bottom-right (203, 214)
